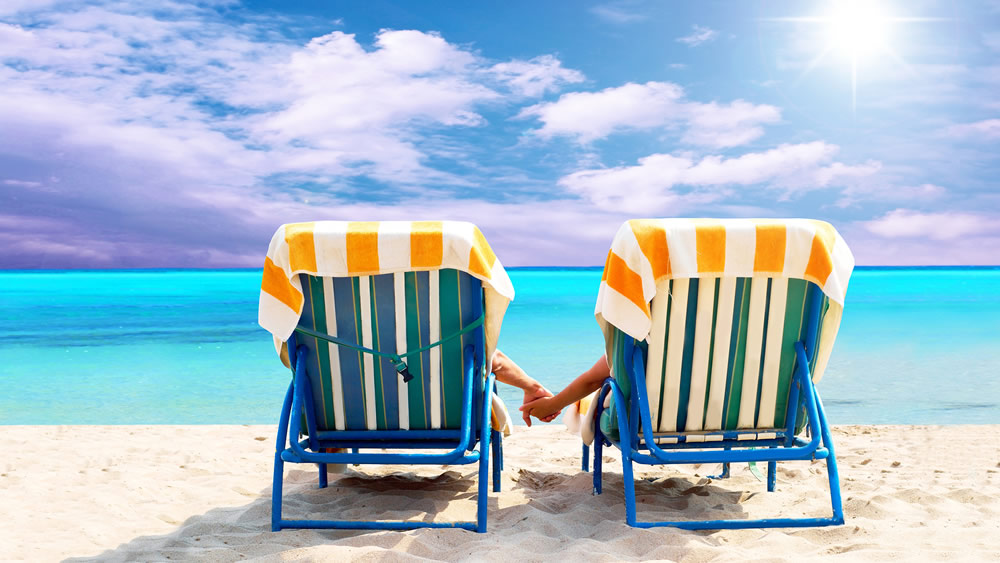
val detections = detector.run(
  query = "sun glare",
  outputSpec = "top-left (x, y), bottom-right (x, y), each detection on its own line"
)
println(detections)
top-left (764, 0), bottom-right (913, 112)
top-left (827, 1), bottom-right (891, 60)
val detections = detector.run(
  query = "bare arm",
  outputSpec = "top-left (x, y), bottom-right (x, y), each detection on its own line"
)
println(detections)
top-left (519, 355), bottom-right (610, 421)
top-left (490, 350), bottom-right (557, 426)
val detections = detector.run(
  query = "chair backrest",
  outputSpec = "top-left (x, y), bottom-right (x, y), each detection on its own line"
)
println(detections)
top-left (621, 275), bottom-right (831, 435)
top-left (295, 268), bottom-right (484, 432)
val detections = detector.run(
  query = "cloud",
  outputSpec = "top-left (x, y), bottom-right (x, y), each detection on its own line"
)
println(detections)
top-left (681, 100), bottom-right (783, 147)
top-left (558, 142), bottom-right (881, 213)
top-left (841, 223), bottom-right (1000, 265)
top-left (489, 55), bottom-right (585, 97)
top-left (945, 119), bottom-right (1000, 140)
top-left (2, 179), bottom-right (43, 188)
top-left (519, 82), bottom-right (683, 143)
top-left (1, 6), bottom-right (584, 188)
top-left (520, 81), bottom-right (780, 147)
top-left (0, 1), bottom-right (590, 268)
top-left (589, 4), bottom-right (646, 24)
top-left (863, 209), bottom-right (1000, 241)
top-left (676, 25), bottom-right (717, 47)
top-left (837, 183), bottom-right (946, 207)
top-left (251, 29), bottom-right (509, 183)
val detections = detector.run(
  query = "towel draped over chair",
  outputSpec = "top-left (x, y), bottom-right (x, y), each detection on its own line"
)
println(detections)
top-left (258, 220), bottom-right (515, 372)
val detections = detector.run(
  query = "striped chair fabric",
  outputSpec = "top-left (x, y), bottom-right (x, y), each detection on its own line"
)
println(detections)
top-left (296, 268), bottom-right (484, 432)
top-left (604, 275), bottom-right (830, 443)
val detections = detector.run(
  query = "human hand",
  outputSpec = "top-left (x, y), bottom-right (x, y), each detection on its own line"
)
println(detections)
top-left (520, 385), bottom-right (555, 427)
top-left (519, 395), bottom-right (561, 426)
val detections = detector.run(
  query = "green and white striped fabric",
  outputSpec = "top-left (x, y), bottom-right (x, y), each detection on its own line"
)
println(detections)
top-left (607, 276), bottom-right (830, 440)
top-left (295, 269), bottom-right (484, 432)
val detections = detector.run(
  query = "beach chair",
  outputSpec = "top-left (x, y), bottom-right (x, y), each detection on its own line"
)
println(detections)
top-left (258, 221), bottom-right (515, 532)
top-left (584, 218), bottom-right (853, 529)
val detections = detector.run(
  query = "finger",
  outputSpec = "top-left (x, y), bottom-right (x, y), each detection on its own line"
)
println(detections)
top-left (527, 389), bottom-right (553, 401)
top-left (521, 411), bottom-right (532, 427)
top-left (520, 398), bottom-right (544, 411)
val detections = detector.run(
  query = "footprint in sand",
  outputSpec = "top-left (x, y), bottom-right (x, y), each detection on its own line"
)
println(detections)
top-left (515, 469), bottom-right (571, 491)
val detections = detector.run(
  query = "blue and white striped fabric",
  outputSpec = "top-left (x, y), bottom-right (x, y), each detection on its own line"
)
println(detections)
top-left (638, 276), bottom-right (829, 436)
top-left (295, 269), bottom-right (503, 432)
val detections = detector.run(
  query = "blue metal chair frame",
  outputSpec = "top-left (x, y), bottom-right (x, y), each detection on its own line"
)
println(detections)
top-left (588, 294), bottom-right (845, 530)
top-left (271, 329), bottom-right (502, 532)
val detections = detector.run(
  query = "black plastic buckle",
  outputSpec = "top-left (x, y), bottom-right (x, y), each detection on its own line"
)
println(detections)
top-left (393, 358), bottom-right (413, 383)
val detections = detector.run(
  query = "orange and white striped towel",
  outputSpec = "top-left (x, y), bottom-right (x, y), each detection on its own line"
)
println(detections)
top-left (564, 392), bottom-right (604, 446)
top-left (596, 218), bottom-right (854, 383)
top-left (258, 220), bottom-right (514, 371)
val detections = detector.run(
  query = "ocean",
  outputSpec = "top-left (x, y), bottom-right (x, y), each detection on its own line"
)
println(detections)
top-left (1, 267), bottom-right (998, 425)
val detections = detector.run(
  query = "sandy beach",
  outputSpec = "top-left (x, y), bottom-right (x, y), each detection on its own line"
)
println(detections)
top-left (2, 424), bottom-right (998, 562)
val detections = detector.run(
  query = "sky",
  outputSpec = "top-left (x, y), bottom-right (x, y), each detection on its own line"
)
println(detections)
top-left (1, 0), bottom-right (998, 268)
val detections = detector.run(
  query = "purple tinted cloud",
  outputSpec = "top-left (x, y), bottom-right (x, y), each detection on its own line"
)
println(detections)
top-left (2, 1), bottom-right (995, 268)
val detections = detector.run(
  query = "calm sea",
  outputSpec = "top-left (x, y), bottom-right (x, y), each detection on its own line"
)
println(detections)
top-left (1, 268), bottom-right (998, 425)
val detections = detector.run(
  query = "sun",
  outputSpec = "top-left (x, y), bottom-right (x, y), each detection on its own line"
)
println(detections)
top-left (763, 0), bottom-right (911, 112)
top-left (826, 0), bottom-right (891, 61)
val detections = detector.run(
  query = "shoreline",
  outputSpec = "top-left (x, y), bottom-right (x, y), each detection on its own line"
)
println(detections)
top-left (3, 424), bottom-right (998, 561)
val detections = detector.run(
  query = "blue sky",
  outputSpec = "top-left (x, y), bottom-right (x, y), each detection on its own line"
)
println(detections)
top-left (1, 0), bottom-right (997, 268)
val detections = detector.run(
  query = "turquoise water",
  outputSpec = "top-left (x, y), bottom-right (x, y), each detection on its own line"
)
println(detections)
top-left (1, 268), bottom-right (998, 425)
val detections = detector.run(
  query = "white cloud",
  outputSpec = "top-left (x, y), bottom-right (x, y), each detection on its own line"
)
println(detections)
top-left (841, 221), bottom-right (1000, 265)
top-left (252, 29), bottom-right (505, 182)
top-left (837, 182), bottom-right (946, 207)
top-left (2, 179), bottom-right (43, 188)
top-left (681, 100), bottom-right (781, 147)
top-left (677, 25), bottom-right (718, 47)
top-left (1, 6), bottom-right (586, 188)
top-left (589, 4), bottom-right (646, 24)
top-left (902, 183), bottom-right (948, 198)
top-left (559, 142), bottom-right (881, 213)
top-left (520, 82), bottom-right (684, 143)
top-left (489, 55), bottom-right (585, 97)
top-left (0, 0), bottom-right (59, 17)
top-left (0, 1), bottom-right (593, 267)
top-left (520, 81), bottom-right (781, 147)
top-left (945, 119), bottom-right (1000, 140)
top-left (864, 209), bottom-right (1000, 241)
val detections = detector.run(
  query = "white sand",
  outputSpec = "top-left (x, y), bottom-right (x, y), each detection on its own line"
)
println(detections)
top-left (2, 424), bottom-right (998, 562)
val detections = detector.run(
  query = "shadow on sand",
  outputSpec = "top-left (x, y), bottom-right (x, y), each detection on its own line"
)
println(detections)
top-left (68, 462), bottom-right (757, 561)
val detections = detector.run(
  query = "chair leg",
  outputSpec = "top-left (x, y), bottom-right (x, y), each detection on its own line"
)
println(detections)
top-left (767, 460), bottom-right (777, 492)
top-left (272, 383), bottom-right (293, 532)
top-left (593, 436), bottom-right (604, 494)
top-left (271, 452), bottom-right (284, 532)
top-left (709, 462), bottom-right (731, 480)
top-left (476, 421), bottom-right (491, 533)
top-left (819, 407), bottom-right (845, 524)
top-left (318, 463), bottom-right (328, 489)
top-left (622, 453), bottom-right (637, 527)
top-left (491, 430), bottom-right (502, 493)
top-left (582, 444), bottom-right (590, 472)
